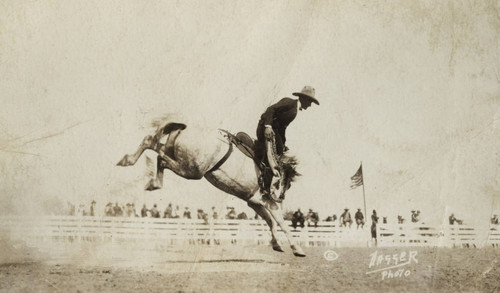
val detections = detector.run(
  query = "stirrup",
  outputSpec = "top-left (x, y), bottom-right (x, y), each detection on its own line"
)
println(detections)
top-left (261, 192), bottom-right (282, 203)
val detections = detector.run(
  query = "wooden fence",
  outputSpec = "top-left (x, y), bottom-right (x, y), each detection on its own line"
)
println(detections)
top-left (1, 216), bottom-right (499, 248)
top-left (377, 223), bottom-right (500, 248)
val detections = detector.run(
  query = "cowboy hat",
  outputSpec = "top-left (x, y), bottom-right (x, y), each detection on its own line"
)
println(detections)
top-left (293, 86), bottom-right (320, 105)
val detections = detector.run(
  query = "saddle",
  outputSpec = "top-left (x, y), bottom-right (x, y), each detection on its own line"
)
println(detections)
top-left (219, 130), bottom-right (259, 162)
top-left (219, 129), bottom-right (284, 201)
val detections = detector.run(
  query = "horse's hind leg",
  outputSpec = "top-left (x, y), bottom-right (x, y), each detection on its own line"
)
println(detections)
top-left (145, 129), bottom-right (182, 190)
top-left (117, 135), bottom-right (156, 166)
top-left (247, 200), bottom-right (284, 252)
top-left (145, 156), bottom-right (166, 190)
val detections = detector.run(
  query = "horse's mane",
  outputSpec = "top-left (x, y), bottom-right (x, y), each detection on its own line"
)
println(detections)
top-left (281, 154), bottom-right (300, 183)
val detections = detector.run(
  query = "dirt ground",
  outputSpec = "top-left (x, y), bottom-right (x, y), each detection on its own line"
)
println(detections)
top-left (0, 238), bottom-right (499, 292)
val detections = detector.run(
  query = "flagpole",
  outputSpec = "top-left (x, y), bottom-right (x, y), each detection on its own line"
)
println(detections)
top-left (361, 161), bottom-right (367, 221)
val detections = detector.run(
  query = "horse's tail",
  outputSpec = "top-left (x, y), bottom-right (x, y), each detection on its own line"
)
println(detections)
top-left (150, 114), bottom-right (178, 128)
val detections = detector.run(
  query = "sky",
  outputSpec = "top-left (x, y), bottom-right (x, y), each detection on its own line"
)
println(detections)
top-left (0, 1), bottom-right (498, 226)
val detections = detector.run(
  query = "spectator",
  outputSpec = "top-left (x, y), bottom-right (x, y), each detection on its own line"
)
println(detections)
top-left (340, 208), bottom-right (352, 228)
top-left (183, 207), bottom-right (192, 219)
top-left (201, 211), bottom-right (209, 224)
top-left (90, 200), bottom-right (96, 216)
top-left (113, 202), bottom-right (123, 217)
top-left (292, 209), bottom-right (305, 229)
top-left (411, 210), bottom-right (420, 223)
top-left (172, 205), bottom-right (180, 218)
top-left (398, 215), bottom-right (405, 224)
top-left (383, 217), bottom-right (387, 224)
top-left (77, 204), bottom-right (86, 216)
top-left (212, 206), bottom-right (218, 220)
top-left (237, 212), bottom-right (248, 220)
top-left (67, 201), bottom-right (76, 216)
top-left (141, 204), bottom-right (148, 217)
top-left (449, 213), bottom-right (457, 225)
top-left (164, 203), bottom-right (173, 218)
top-left (306, 209), bottom-right (319, 227)
top-left (151, 204), bottom-right (160, 218)
top-left (197, 209), bottom-right (205, 220)
top-left (449, 213), bottom-right (463, 225)
top-left (355, 208), bottom-right (365, 229)
top-left (125, 203), bottom-right (135, 217)
top-left (371, 210), bottom-right (379, 246)
top-left (131, 203), bottom-right (138, 217)
top-left (226, 207), bottom-right (236, 219)
top-left (105, 202), bottom-right (114, 217)
top-left (491, 215), bottom-right (499, 225)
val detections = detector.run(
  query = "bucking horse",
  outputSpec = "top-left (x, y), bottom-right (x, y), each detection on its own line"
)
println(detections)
top-left (117, 120), bottom-right (306, 257)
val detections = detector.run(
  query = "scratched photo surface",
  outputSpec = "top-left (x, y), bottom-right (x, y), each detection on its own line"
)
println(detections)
top-left (0, 1), bottom-right (499, 292)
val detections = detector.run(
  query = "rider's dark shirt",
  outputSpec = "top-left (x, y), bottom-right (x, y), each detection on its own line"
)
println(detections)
top-left (257, 98), bottom-right (298, 155)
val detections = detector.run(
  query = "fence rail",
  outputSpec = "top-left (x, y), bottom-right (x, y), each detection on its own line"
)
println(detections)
top-left (1, 216), bottom-right (499, 248)
top-left (377, 223), bottom-right (500, 248)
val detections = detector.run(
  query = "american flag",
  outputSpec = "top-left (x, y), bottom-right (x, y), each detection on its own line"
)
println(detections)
top-left (350, 164), bottom-right (363, 189)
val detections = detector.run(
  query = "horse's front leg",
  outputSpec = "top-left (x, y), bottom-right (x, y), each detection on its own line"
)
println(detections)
top-left (117, 135), bottom-right (157, 166)
top-left (265, 200), bottom-right (306, 257)
top-left (247, 199), bottom-right (284, 252)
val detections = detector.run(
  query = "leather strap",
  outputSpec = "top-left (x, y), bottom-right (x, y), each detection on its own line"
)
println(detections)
top-left (208, 142), bottom-right (233, 172)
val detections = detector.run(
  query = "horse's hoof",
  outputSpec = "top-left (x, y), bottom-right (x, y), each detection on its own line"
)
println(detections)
top-left (145, 179), bottom-right (162, 191)
top-left (271, 243), bottom-right (285, 252)
top-left (291, 245), bottom-right (306, 257)
top-left (117, 155), bottom-right (131, 166)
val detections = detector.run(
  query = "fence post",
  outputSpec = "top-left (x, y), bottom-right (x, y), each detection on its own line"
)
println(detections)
top-left (77, 216), bottom-right (82, 243)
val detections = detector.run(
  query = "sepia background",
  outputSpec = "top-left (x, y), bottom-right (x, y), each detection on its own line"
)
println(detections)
top-left (1, 1), bottom-right (498, 227)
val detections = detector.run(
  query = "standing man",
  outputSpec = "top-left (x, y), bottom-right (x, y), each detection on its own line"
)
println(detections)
top-left (90, 200), bottom-right (96, 217)
top-left (371, 210), bottom-right (379, 246)
top-left (256, 86), bottom-right (319, 201)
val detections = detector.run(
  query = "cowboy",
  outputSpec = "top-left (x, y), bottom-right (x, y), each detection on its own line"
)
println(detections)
top-left (292, 208), bottom-right (305, 229)
top-left (256, 86), bottom-right (319, 200)
top-left (340, 208), bottom-right (352, 228)
top-left (355, 208), bottom-right (365, 229)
